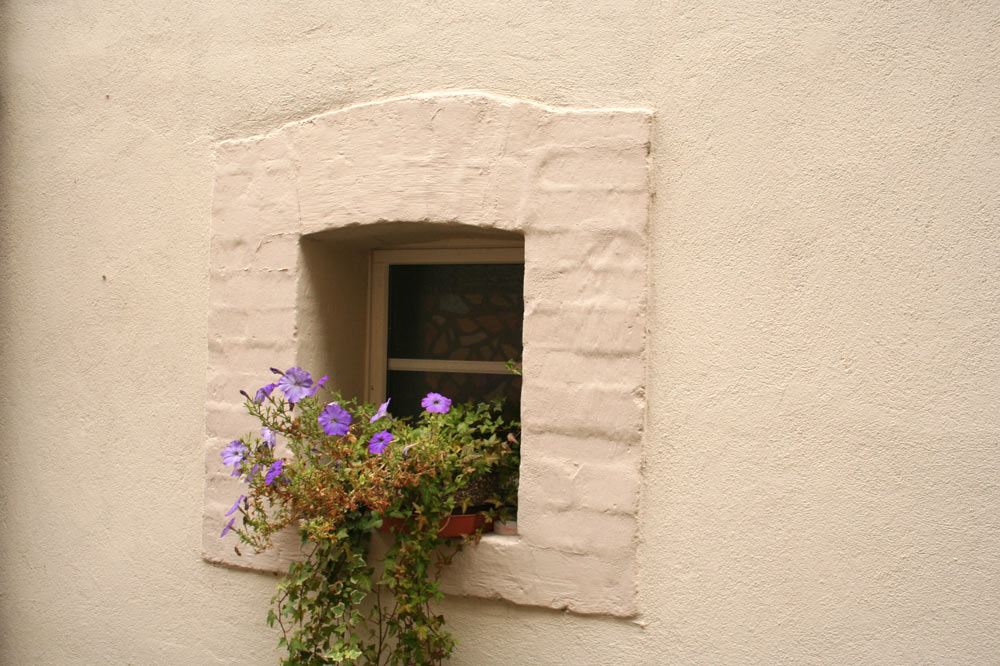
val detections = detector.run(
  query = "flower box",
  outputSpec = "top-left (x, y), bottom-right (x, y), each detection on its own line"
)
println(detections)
top-left (379, 513), bottom-right (493, 538)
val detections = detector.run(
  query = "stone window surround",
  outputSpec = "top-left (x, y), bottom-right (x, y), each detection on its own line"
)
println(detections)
top-left (202, 91), bottom-right (651, 617)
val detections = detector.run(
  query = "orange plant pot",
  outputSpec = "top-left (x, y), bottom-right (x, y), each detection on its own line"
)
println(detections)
top-left (379, 513), bottom-right (493, 538)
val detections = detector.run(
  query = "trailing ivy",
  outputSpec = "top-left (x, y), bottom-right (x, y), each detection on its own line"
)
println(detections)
top-left (220, 367), bottom-right (519, 665)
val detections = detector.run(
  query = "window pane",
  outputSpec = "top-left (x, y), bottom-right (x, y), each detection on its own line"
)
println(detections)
top-left (387, 263), bottom-right (523, 363)
top-left (386, 370), bottom-right (521, 421)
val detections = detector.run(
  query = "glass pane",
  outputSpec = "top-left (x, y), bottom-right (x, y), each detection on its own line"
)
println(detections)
top-left (386, 370), bottom-right (521, 422)
top-left (387, 263), bottom-right (523, 363)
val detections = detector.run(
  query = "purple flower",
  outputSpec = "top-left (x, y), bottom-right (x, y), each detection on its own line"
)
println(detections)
top-left (370, 398), bottom-right (391, 424)
top-left (264, 460), bottom-right (284, 486)
top-left (368, 430), bottom-right (394, 455)
top-left (318, 402), bottom-right (352, 436)
top-left (305, 375), bottom-right (329, 399)
top-left (221, 517), bottom-right (235, 538)
top-left (261, 427), bottom-right (276, 447)
top-left (421, 392), bottom-right (452, 414)
top-left (225, 495), bottom-right (246, 517)
top-left (221, 440), bottom-right (247, 470)
top-left (277, 367), bottom-right (314, 404)
top-left (254, 383), bottom-right (277, 404)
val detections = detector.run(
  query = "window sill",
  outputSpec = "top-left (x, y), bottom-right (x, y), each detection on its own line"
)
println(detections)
top-left (438, 532), bottom-right (636, 616)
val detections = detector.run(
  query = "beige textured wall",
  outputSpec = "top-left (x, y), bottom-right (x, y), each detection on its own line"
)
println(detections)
top-left (2, 2), bottom-right (997, 664)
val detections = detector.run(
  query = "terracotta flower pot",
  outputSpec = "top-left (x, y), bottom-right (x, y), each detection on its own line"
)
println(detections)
top-left (379, 513), bottom-right (493, 538)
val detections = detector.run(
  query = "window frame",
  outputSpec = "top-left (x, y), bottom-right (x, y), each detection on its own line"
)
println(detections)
top-left (365, 244), bottom-right (525, 404)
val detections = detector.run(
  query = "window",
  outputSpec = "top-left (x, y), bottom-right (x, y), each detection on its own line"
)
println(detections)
top-left (205, 91), bottom-right (650, 617)
top-left (367, 246), bottom-right (524, 421)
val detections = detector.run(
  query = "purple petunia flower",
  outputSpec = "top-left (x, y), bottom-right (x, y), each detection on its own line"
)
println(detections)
top-left (261, 427), bottom-right (276, 447)
top-left (225, 494), bottom-right (246, 517)
top-left (370, 398), bottom-right (391, 424)
top-left (305, 375), bottom-right (329, 399)
top-left (277, 367), bottom-right (314, 404)
top-left (221, 440), bottom-right (248, 470)
top-left (264, 460), bottom-right (284, 486)
top-left (254, 383), bottom-right (277, 404)
top-left (318, 402), bottom-right (352, 436)
top-left (368, 430), bottom-right (394, 455)
top-left (221, 517), bottom-right (235, 538)
top-left (421, 392), bottom-right (452, 414)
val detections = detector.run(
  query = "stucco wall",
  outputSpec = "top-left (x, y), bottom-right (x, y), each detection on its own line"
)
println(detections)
top-left (2, 2), bottom-right (998, 664)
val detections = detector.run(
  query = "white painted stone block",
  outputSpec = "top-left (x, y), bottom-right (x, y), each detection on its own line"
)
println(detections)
top-left (517, 507), bottom-right (637, 560)
top-left (527, 349), bottom-right (644, 393)
top-left (208, 269), bottom-right (297, 309)
top-left (207, 336), bottom-right (295, 372)
top-left (204, 402), bottom-right (258, 440)
top-left (537, 145), bottom-right (649, 192)
top-left (522, 299), bottom-right (645, 355)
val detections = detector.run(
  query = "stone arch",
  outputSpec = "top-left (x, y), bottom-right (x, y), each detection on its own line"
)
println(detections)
top-left (203, 91), bottom-right (651, 616)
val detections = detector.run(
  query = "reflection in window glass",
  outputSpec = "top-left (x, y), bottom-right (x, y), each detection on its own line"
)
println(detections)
top-left (388, 264), bottom-right (523, 362)
top-left (386, 262), bottom-right (523, 420)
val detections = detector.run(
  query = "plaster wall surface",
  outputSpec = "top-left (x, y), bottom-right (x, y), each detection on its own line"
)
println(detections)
top-left (2, 2), bottom-right (998, 664)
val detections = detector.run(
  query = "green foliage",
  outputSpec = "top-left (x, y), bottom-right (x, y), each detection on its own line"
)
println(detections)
top-left (227, 377), bottom-right (519, 665)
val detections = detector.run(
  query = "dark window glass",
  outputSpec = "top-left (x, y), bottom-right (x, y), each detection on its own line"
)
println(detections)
top-left (385, 262), bottom-right (523, 420)
top-left (387, 264), bottom-right (524, 362)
